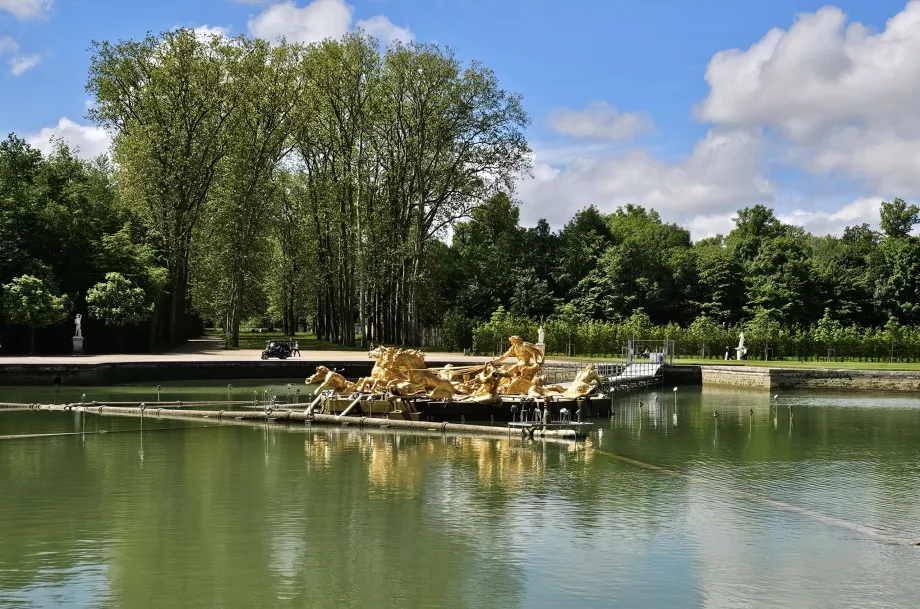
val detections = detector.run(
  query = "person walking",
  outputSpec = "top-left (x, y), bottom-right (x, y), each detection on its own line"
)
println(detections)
top-left (293, 340), bottom-right (301, 357)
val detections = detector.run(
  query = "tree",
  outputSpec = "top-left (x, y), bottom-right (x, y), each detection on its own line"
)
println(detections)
top-left (1, 275), bottom-right (67, 353)
top-left (193, 37), bottom-right (307, 347)
top-left (86, 272), bottom-right (153, 327)
top-left (880, 197), bottom-right (919, 239)
top-left (88, 29), bottom-right (242, 344)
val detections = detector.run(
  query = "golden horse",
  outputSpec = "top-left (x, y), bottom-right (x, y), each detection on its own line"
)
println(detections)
top-left (306, 366), bottom-right (356, 395)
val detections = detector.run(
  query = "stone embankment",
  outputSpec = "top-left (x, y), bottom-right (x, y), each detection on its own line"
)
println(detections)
top-left (693, 365), bottom-right (920, 393)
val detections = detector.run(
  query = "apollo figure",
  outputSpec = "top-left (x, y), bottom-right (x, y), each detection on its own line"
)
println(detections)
top-left (74, 314), bottom-right (83, 338)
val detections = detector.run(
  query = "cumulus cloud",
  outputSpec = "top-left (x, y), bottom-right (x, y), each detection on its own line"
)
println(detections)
top-left (518, 128), bottom-right (773, 229)
top-left (778, 197), bottom-right (882, 236)
top-left (698, 1), bottom-right (920, 196)
top-left (249, 0), bottom-right (412, 46)
top-left (193, 24), bottom-right (231, 38)
top-left (548, 101), bottom-right (654, 141)
top-left (355, 15), bottom-right (413, 45)
top-left (27, 117), bottom-right (111, 159)
top-left (0, 0), bottom-right (52, 19)
top-left (248, 0), bottom-right (353, 45)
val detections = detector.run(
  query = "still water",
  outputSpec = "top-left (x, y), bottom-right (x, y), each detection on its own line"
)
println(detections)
top-left (1, 385), bottom-right (919, 608)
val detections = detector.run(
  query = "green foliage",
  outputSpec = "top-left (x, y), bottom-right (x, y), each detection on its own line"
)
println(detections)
top-left (86, 273), bottom-right (153, 327)
top-left (880, 197), bottom-right (920, 239)
top-left (440, 311), bottom-right (474, 351)
top-left (1, 275), bottom-right (67, 328)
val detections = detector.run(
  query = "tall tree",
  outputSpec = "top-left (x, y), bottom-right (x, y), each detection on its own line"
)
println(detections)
top-left (88, 29), bottom-right (242, 344)
top-left (880, 197), bottom-right (919, 239)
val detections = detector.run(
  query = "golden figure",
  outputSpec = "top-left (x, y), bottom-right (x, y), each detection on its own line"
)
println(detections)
top-left (354, 346), bottom-right (426, 392)
top-left (527, 375), bottom-right (565, 398)
top-left (493, 335), bottom-right (545, 369)
top-left (306, 365), bottom-right (357, 395)
top-left (498, 361), bottom-right (541, 395)
top-left (461, 362), bottom-right (510, 404)
top-left (562, 363), bottom-right (607, 398)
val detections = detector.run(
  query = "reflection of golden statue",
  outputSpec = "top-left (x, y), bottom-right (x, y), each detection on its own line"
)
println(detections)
top-left (306, 366), bottom-right (357, 395)
top-left (562, 363), bottom-right (606, 398)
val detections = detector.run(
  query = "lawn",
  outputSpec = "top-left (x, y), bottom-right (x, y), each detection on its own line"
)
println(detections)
top-left (215, 330), bottom-right (367, 352)
top-left (544, 354), bottom-right (920, 371)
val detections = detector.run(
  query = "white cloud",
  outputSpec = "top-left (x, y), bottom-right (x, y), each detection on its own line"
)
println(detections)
top-left (8, 53), bottom-right (39, 75)
top-left (686, 213), bottom-right (737, 241)
top-left (698, 1), bottom-right (920, 197)
top-left (249, 0), bottom-right (353, 45)
top-left (355, 15), bottom-right (413, 45)
top-left (248, 0), bottom-right (412, 46)
top-left (778, 196), bottom-right (882, 236)
top-left (27, 117), bottom-right (112, 159)
top-left (548, 101), bottom-right (654, 141)
top-left (0, 0), bottom-right (52, 19)
top-left (193, 24), bottom-right (231, 38)
top-left (518, 128), bottom-right (773, 230)
top-left (0, 35), bottom-right (40, 76)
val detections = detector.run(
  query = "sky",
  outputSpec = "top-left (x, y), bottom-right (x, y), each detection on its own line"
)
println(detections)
top-left (2, 0), bottom-right (919, 239)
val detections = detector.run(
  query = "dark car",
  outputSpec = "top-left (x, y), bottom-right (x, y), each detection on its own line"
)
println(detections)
top-left (261, 340), bottom-right (292, 360)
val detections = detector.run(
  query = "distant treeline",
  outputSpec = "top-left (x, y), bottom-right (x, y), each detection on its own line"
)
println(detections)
top-left (4, 28), bottom-right (920, 356)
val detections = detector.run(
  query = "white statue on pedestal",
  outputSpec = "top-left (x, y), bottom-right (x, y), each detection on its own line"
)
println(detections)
top-left (736, 331), bottom-right (747, 360)
top-left (537, 325), bottom-right (545, 345)
top-left (74, 314), bottom-right (83, 338)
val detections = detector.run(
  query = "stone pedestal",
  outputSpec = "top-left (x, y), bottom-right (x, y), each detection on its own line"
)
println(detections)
top-left (72, 336), bottom-right (85, 355)
top-left (536, 342), bottom-right (546, 353)
top-left (736, 347), bottom-right (746, 361)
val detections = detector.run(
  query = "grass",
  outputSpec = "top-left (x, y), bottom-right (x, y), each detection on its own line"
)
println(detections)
top-left (543, 354), bottom-right (920, 371)
top-left (212, 330), bottom-right (367, 352)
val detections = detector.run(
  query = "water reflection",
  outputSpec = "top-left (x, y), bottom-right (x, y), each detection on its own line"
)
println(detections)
top-left (1, 387), bottom-right (920, 608)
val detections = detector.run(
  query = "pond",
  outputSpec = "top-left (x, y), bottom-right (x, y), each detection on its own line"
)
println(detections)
top-left (1, 384), bottom-right (919, 608)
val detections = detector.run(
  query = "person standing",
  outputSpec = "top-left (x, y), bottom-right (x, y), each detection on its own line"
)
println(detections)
top-left (293, 340), bottom-right (301, 357)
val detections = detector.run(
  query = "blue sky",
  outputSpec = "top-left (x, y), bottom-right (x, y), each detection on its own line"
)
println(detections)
top-left (2, 0), bottom-right (918, 238)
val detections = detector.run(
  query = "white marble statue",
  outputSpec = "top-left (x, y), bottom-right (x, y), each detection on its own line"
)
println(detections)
top-left (74, 314), bottom-right (82, 338)
top-left (737, 332), bottom-right (745, 350)
top-left (538, 325), bottom-right (545, 344)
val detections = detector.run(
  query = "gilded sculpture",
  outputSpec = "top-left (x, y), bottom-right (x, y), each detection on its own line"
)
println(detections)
top-left (307, 365), bottom-right (357, 395)
top-left (561, 363), bottom-right (606, 398)
top-left (303, 334), bottom-right (607, 403)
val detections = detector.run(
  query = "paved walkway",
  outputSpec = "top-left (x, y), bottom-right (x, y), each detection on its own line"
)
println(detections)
top-left (0, 343), bottom-right (492, 366)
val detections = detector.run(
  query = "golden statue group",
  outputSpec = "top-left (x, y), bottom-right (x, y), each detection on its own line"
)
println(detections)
top-left (306, 335), bottom-right (608, 404)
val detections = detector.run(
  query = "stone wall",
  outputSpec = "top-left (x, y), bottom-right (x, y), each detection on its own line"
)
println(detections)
top-left (770, 368), bottom-right (920, 392)
top-left (699, 366), bottom-right (772, 389)
top-left (675, 365), bottom-right (920, 393)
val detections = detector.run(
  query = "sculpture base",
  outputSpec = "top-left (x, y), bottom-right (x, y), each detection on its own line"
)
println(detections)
top-left (536, 342), bottom-right (545, 353)
top-left (72, 336), bottom-right (85, 355)
top-left (736, 348), bottom-right (745, 361)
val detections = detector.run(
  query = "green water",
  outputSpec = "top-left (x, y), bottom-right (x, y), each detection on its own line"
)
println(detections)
top-left (1, 385), bottom-right (919, 608)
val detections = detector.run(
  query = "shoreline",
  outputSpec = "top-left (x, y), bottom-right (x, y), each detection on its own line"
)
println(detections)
top-left (3, 352), bottom-right (920, 392)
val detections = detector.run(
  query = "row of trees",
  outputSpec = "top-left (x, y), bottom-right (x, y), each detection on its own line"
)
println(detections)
top-left (0, 136), bottom-right (163, 352)
top-left (86, 28), bottom-right (529, 348)
top-left (5, 28), bottom-right (920, 356)
top-left (467, 307), bottom-right (918, 362)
